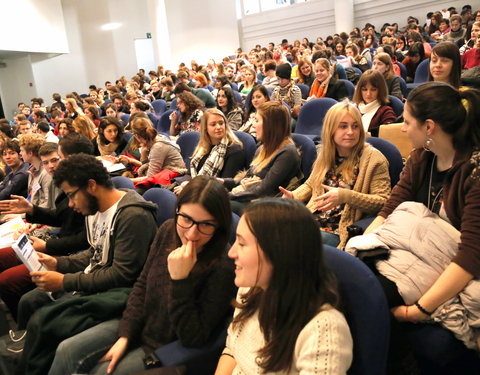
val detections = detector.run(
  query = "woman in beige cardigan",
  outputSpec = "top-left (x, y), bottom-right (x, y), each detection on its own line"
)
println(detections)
top-left (281, 101), bottom-right (391, 248)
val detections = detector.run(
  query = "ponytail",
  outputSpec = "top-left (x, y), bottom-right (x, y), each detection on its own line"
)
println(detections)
top-left (407, 82), bottom-right (480, 152)
top-left (457, 89), bottom-right (480, 150)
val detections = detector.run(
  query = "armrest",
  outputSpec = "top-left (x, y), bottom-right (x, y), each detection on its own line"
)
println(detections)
top-left (152, 324), bottom-right (228, 375)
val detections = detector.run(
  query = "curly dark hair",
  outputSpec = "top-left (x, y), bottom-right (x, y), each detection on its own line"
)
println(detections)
top-left (2, 139), bottom-right (20, 154)
top-left (98, 117), bottom-right (124, 144)
top-left (177, 92), bottom-right (204, 122)
top-left (216, 86), bottom-right (239, 115)
top-left (53, 153), bottom-right (113, 189)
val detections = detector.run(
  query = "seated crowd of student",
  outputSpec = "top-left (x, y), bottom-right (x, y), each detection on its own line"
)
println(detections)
top-left (0, 6), bottom-right (477, 375)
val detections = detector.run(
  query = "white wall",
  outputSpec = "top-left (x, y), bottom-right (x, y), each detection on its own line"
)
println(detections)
top-left (241, 0), bottom-right (335, 51)
top-left (0, 55), bottom-right (37, 118)
top-left (164, 0), bottom-right (240, 67)
top-left (240, 0), bottom-right (472, 50)
top-left (31, 0), bottom-right (152, 101)
top-left (0, 0), bottom-right (68, 54)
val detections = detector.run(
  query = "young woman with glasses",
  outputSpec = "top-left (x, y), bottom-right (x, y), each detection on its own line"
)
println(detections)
top-left (48, 176), bottom-right (237, 375)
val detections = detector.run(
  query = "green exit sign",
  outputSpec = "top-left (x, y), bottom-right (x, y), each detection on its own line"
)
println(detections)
top-left (146, 33), bottom-right (152, 39)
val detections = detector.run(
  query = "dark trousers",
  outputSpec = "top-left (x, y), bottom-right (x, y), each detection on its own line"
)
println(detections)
top-left (16, 289), bottom-right (70, 330)
top-left (0, 249), bottom-right (35, 321)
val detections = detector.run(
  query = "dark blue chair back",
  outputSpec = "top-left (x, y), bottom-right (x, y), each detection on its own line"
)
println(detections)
top-left (398, 77), bottom-right (407, 98)
top-left (158, 109), bottom-right (174, 136)
top-left (177, 131), bottom-right (200, 169)
top-left (151, 99), bottom-right (167, 115)
top-left (170, 99), bottom-right (178, 110)
top-left (340, 79), bottom-right (355, 99)
top-left (123, 132), bottom-right (133, 141)
top-left (243, 90), bottom-right (252, 110)
top-left (396, 62), bottom-right (407, 80)
top-left (233, 91), bottom-right (243, 105)
top-left (111, 176), bottom-right (134, 190)
top-left (291, 133), bottom-right (317, 180)
top-left (413, 58), bottom-right (430, 84)
top-left (147, 113), bottom-right (160, 129)
top-left (323, 245), bottom-right (390, 375)
top-left (120, 114), bottom-right (130, 125)
top-left (349, 66), bottom-right (363, 77)
top-left (206, 85), bottom-right (214, 92)
top-left (234, 131), bottom-right (257, 168)
top-left (230, 213), bottom-right (240, 244)
top-left (296, 83), bottom-right (310, 99)
top-left (294, 98), bottom-right (337, 139)
top-left (230, 82), bottom-right (239, 91)
top-left (366, 136), bottom-right (403, 187)
top-left (142, 188), bottom-right (177, 226)
top-left (388, 95), bottom-right (404, 117)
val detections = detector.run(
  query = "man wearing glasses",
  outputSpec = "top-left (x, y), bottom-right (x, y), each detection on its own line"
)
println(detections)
top-left (14, 153), bottom-right (157, 331)
top-left (0, 138), bottom-right (92, 321)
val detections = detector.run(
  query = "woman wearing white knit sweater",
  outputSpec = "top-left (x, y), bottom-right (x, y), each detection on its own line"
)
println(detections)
top-left (215, 198), bottom-right (353, 375)
top-left (280, 101), bottom-right (391, 248)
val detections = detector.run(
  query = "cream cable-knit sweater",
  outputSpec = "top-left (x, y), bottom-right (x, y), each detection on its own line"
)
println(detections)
top-left (292, 144), bottom-right (391, 248)
top-left (223, 289), bottom-right (353, 374)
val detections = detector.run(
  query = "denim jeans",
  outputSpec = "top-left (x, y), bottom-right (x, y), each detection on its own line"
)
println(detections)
top-left (48, 319), bottom-right (132, 375)
top-left (321, 230), bottom-right (340, 247)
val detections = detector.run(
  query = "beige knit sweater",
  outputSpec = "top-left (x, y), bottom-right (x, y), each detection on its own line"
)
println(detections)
top-left (223, 289), bottom-right (353, 374)
top-left (292, 144), bottom-right (391, 248)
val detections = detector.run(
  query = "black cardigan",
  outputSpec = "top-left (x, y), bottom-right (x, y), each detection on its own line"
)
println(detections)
top-left (325, 77), bottom-right (348, 101)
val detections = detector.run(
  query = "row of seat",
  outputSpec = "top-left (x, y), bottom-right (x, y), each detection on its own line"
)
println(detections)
top-left (108, 178), bottom-right (391, 375)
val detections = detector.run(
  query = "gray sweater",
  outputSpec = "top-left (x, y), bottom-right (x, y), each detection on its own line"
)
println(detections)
top-left (57, 190), bottom-right (157, 293)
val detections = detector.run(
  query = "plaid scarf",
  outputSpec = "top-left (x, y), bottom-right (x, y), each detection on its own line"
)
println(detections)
top-left (190, 137), bottom-right (228, 178)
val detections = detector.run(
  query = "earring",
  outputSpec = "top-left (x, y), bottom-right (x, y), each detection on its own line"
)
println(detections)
top-left (423, 137), bottom-right (434, 152)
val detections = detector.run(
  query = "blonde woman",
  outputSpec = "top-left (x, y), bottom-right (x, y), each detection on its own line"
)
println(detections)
top-left (280, 101), bottom-right (391, 248)
top-left (174, 109), bottom-right (246, 195)
top-left (373, 53), bottom-right (403, 99)
top-left (72, 115), bottom-right (96, 140)
top-left (238, 66), bottom-right (257, 96)
top-left (65, 98), bottom-right (84, 120)
top-left (308, 58), bottom-right (347, 101)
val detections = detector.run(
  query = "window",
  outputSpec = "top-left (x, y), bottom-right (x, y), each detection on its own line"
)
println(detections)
top-left (241, 0), bottom-right (311, 16)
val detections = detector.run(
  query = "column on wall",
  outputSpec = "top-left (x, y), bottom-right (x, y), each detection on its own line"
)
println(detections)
top-left (334, 0), bottom-right (354, 34)
top-left (147, 0), bottom-right (173, 71)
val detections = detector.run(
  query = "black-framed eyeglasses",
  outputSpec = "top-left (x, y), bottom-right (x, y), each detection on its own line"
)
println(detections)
top-left (176, 212), bottom-right (217, 235)
top-left (66, 188), bottom-right (81, 200)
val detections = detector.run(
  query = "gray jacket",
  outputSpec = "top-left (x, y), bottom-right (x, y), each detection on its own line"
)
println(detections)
top-left (346, 202), bottom-right (480, 350)
top-left (57, 190), bottom-right (157, 293)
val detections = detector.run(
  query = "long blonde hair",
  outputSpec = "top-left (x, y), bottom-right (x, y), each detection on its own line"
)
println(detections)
top-left (251, 102), bottom-right (292, 173)
top-left (309, 101), bottom-right (365, 187)
top-left (72, 115), bottom-right (96, 140)
top-left (192, 108), bottom-right (242, 158)
top-left (65, 98), bottom-right (84, 116)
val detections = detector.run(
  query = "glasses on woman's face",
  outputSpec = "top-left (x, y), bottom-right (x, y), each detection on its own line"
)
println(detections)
top-left (176, 212), bottom-right (217, 235)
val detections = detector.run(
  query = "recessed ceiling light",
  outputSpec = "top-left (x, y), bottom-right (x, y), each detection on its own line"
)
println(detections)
top-left (101, 23), bottom-right (121, 31)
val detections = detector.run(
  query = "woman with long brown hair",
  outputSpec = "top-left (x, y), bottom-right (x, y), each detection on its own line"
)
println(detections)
top-left (216, 198), bottom-right (353, 374)
top-left (223, 102), bottom-right (301, 212)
